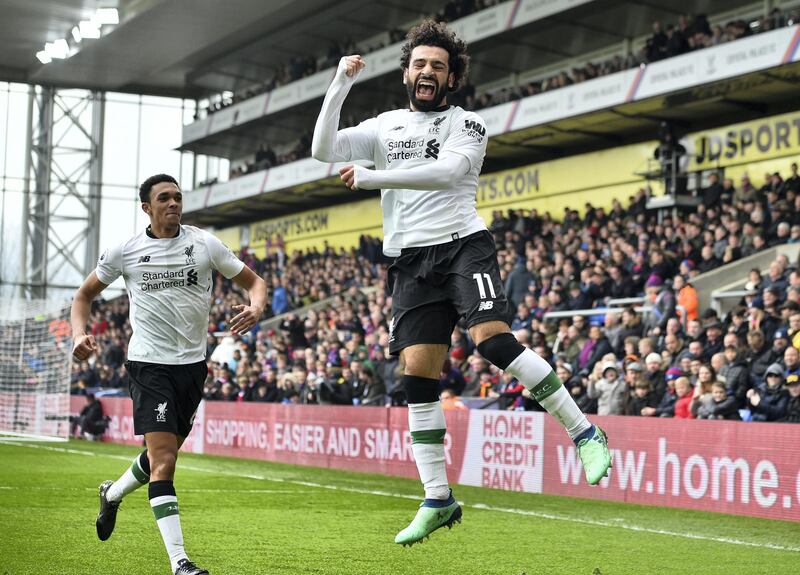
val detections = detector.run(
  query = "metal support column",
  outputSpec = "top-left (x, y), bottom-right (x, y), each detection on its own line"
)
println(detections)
top-left (20, 86), bottom-right (105, 300)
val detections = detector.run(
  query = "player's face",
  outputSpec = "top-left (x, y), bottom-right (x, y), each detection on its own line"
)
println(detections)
top-left (143, 181), bottom-right (182, 227)
top-left (403, 45), bottom-right (454, 112)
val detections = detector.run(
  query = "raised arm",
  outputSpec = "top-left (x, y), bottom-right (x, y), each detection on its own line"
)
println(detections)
top-left (311, 55), bottom-right (366, 163)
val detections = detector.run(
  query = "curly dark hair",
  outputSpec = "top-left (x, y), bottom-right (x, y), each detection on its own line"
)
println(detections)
top-left (400, 19), bottom-right (469, 92)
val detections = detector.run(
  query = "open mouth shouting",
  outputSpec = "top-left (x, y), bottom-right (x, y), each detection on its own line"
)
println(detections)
top-left (408, 74), bottom-right (446, 112)
top-left (416, 77), bottom-right (438, 100)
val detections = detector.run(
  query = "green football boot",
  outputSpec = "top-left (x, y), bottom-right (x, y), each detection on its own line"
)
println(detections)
top-left (577, 425), bottom-right (612, 485)
top-left (395, 490), bottom-right (462, 547)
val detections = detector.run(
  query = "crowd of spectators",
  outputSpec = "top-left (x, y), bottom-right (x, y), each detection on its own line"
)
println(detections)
top-left (72, 161), bottom-right (800, 423)
top-left (464, 8), bottom-right (798, 111)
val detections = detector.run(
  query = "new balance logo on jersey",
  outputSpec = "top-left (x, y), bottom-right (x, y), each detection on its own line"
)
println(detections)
top-left (155, 402), bottom-right (167, 422)
top-left (187, 268), bottom-right (198, 286)
top-left (138, 255), bottom-right (151, 263)
top-left (424, 139), bottom-right (440, 159)
top-left (389, 125), bottom-right (405, 131)
top-left (478, 301), bottom-right (494, 311)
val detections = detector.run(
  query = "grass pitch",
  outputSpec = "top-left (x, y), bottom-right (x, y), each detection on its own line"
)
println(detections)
top-left (0, 440), bottom-right (798, 575)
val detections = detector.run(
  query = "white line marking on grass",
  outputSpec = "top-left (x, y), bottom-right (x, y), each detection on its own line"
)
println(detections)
top-left (0, 485), bottom-right (312, 494)
top-left (5, 441), bottom-right (799, 553)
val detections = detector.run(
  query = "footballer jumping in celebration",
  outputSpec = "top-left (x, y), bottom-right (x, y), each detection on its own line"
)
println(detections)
top-left (71, 174), bottom-right (267, 575)
top-left (312, 20), bottom-right (612, 546)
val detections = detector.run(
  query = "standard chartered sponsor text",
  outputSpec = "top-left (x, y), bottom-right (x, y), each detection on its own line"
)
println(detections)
top-left (141, 269), bottom-right (186, 292)
top-left (556, 437), bottom-right (798, 509)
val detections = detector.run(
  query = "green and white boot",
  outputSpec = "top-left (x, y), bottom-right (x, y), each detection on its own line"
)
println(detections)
top-left (576, 425), bottom-right (612, 485)
top-left (395, 490), bottom-right (462, 547)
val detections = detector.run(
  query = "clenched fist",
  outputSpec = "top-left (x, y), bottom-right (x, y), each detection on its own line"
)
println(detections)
top-left (72, 333), bottom-right (98, 361)
top-left (340, 55), bottom-right (365, 78)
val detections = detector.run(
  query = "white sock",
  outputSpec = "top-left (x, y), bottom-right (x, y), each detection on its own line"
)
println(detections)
top-left (107, 451), bottom-right (149, 502)
top-left (408, 401), bottom-right (450, 500)
top-left (150, 485), bottom-right (188, 572)
top-left (506, 348), bottom-right (591, 440)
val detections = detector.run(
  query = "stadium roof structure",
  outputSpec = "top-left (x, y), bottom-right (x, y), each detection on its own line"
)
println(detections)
top-left (0, 0), bottom-right (464, 97)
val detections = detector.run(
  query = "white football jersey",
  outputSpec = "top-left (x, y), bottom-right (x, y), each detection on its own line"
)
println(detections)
top-left (341, 105), bottom-right (488, 256)
top-left (95, 225), bottom-right (244, 365)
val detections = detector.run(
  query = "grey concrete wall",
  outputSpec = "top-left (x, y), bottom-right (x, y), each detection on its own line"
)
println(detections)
top-left (693, 243), bottom-right (800, 314)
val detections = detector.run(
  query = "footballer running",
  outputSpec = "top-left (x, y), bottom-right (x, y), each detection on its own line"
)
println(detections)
top-left (71, 174), bottom-right (267, 575)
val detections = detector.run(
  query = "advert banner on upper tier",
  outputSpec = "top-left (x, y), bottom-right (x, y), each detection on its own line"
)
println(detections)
top-left (76, 397), bottom-right (800, 522)
top-left (182, 0), bottom-right (595, 145)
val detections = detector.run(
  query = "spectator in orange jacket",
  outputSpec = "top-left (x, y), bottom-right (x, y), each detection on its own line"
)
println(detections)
top-left (440, 388), bottom-right (468, 411)
top-left (674, 273), bottom-right (698, 322)
top-left (673, 376), bottom-right (695, 418)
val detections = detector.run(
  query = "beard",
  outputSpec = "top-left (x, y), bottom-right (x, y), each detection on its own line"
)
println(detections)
top-left (406, 75), bottom-right (448, 112)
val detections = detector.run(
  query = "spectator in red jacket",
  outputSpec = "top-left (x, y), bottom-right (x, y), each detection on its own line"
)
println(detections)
top-left (673, 376), bottom-right (695, 418)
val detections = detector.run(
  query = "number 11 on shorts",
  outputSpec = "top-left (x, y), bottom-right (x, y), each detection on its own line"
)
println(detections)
top-left (472, 273), bottom-right (496, 299)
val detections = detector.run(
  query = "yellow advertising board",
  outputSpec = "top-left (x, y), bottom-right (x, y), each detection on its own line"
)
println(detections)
top-left (211, 226), bottom-right (241, 252)
top-left (218, 110), bottom-right (800, 254)
top-left (686, 110), bottom-right (800, 171)
top-left (245, 198), bottom-right (383, 256)
top-left (475, 141), bottom-right (655, 216)
top-left (228, 141), bottom-right (658, 254)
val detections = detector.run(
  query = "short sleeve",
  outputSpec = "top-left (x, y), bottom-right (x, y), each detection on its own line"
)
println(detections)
top-left (95, 244), bottom-right (123, 285)
top-left (204, 231), bottom-right (245, 279)
top-left (441, 111), bottom-right (488, 173)
top-left (339, 117), bottom-right (379, 162)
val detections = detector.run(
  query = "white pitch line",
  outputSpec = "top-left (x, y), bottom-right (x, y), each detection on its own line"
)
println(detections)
top-left (4, 441), bottom-right (799, 554)
top-left (0, 485), bottom-right (313, 494)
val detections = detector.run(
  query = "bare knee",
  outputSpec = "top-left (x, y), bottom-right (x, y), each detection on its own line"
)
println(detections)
top-left (148, 448), bottom-right (177, 481)
top-left (469, 320), bottom-right (510, 346)
top-left (401, 344), bottom-right (448, 380)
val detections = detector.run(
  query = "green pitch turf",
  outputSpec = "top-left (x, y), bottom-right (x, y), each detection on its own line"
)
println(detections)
top-left (0, 441), bottom-right (798, 575)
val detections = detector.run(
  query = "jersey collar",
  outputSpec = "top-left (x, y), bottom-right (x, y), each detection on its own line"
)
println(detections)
top-left (409, 104), bottom-right (450, 113)
top-left (145, 225), bottom-right (181, 239)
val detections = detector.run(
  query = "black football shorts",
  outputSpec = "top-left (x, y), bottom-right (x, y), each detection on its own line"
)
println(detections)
top-left (387, 230), bottom-right (512, 355)
top-left (126, 360), bottom-right (207, 437)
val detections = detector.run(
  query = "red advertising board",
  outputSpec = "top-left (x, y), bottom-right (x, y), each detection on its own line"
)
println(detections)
top-left (72, 397), bottom-right (800, 522)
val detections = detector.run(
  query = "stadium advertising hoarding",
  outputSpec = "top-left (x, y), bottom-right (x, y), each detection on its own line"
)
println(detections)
top-left (631, 26), bottom-right (800, 101)
top-left (684, 110), bottom-right (800, 171)
top-left (246, 198), bottom-right (383, 256)
top-left (78, 397), bottom-right (800, 522)
top-left (209, 105), bottom-right (800, 254)
top-left (222, 141), bottom-right (654, 253)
